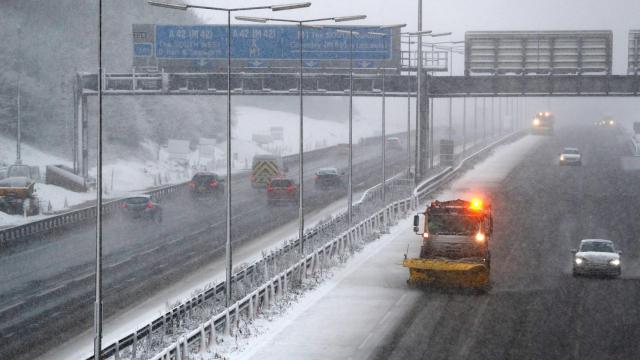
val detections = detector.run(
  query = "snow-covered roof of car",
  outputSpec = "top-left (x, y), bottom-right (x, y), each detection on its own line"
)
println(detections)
top-left (580, 239), bottom-right (613, 244)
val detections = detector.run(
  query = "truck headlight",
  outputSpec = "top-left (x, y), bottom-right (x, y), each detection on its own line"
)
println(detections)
top-left (475, 232), bottom-right (485, 242)
top-left (575, 257), bottom-right (584, 265)
top-left (609, 259), bottom-right (620, 266)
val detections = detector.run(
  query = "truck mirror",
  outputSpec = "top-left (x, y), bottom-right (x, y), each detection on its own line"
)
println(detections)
top-left (413, 215), bottom-right (420, 233)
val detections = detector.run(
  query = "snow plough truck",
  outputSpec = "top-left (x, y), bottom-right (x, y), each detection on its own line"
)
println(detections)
top-left (403, 198), bottom-right (492, 291)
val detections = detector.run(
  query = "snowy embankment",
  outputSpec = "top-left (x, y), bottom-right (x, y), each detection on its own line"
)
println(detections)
top-left (1, 103), bottom-right (406, 228)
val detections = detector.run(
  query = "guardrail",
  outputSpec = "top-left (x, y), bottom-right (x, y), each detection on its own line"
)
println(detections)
top-left (95, 130), bottom-right (524, 360)
top-left (0, 182), bottom-right (186, 249)
top-left (0, 143), bottom-right (358, 248)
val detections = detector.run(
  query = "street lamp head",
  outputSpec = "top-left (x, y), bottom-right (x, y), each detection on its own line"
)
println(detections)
top-left (430, 32), bottom-right (453, 37)
top-left (147, 1), bottom-right (188, 10)
top-left (406, 30), bottom-right (433, 36)
top-left (379, 24), bottom-right (406, 29)
top-left (334, 15), bottom-right (367, 22)
top-left (270, 2), bottom-right (311, 11)
top-left (236, 16), bottom-right (269, 23)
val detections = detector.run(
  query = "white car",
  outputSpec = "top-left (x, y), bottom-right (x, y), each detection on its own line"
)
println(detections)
top-left (572, 239), bottom-right (621, 277)
top-left (559, 147), bottom-right (582, 166)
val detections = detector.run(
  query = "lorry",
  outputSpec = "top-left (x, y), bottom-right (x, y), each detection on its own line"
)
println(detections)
top-left (0, 176), bottom-right (40, 216)
top-left (403, 198), bottom-right (492, 291)
top-left (531, 111), bottom-right (555, 135)
top-left (251, 154), bottom-right (287, 189)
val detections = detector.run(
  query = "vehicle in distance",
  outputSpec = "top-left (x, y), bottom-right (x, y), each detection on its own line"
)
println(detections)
top-left (386, 136), bottom-right (403, 151)
top-left (404, 198), bottom-right (492, 291)
top-left (120, 195), bottom-right (162, 223)
top-left (314, 167), bottom-right (344, 190)
top-left (531, 111), bottom-right (554, 135)
top-left (252, 154), bottom-right (287, 189)
top-left (595, 117), bottom-right (615, 127)
top-left (0, 176), bottom-right (40, 216)
top-left (267, 177), bottom-right (299, 206)
top-left (189, 172), bottom-right (224, 197)
top-left (572, 239), bottom-right (621, 277)
top-left (559, 147), bottom-right (582, 166)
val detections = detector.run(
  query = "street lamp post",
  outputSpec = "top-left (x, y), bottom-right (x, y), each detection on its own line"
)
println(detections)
top-left (236, 14), bottom-right (366, 253)
top-left (148, 0), bottom-right (311, 310)
top-left (402, 31), bottom-right (451, 179)
top-left (368, 26), bottom-right (406, 224)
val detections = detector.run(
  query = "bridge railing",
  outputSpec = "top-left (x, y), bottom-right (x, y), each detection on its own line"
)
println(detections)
top-left (99, 129), bottom-right (524, 360)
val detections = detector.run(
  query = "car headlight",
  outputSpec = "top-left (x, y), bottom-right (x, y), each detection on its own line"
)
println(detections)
top-left (609, 259), bottom-right (620, 266)
top-left (560, 155), bottom-right (565, 161)
top-left (574, 257), bottom-right (584, 265)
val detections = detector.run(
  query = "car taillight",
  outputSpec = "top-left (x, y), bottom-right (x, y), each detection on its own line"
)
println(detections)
top-left (146, 201), bottom-right (154, 209)
top-left (287, 184), bottom-right (296, 192)
top-left (120, 202), bottom-right (128, 209)
top-left (188, 181), bottom-right (196, 188)
top-left (267, 186), bottom-right (274, 192)
top-left (210, 180), bottom-right (218, 188)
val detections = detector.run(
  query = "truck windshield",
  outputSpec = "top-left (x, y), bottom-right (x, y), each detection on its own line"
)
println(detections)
top-left (8, 165), bottom-right (31, 178)
top-left (428, 214), bottom-right (480, 235)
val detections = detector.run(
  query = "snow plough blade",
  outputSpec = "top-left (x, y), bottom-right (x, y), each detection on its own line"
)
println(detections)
top-left (403, 258), bottom-right (489, 290)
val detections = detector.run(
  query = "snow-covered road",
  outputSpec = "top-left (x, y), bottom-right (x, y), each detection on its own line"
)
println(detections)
top-left (236, 135), bottom-right (543, 360)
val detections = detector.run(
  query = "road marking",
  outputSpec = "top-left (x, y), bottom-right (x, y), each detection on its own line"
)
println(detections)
top-left (456, 296), bottom-right (490, 359)
top-left (35, 284), bottom-right (66, 298)
top-left (0, 300), bottom-right (25, 315)
top-left (71, 273), bottom-right (93, 283)
top-left (138, 246), bottom-right (160, 257)
top-left (106, 257), bottom-right (133, 269)
top-left (357, 332), bottom-right (375, 350)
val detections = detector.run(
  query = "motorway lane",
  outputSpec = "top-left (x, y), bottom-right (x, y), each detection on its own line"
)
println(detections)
top-left (243, 133), bottom-right (541, 360)
top-left (0, 143), bottom-right (408, 360)
top-left (374, 125), bottom-right (640, 360)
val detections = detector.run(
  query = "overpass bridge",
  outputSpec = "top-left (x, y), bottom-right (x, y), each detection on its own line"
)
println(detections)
top-left (73, 29), bottom-right (640, 182)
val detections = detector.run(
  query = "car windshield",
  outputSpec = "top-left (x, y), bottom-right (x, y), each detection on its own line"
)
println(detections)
top-left (428, 214), bottom-right (480, 235)
top-left (318, 169), bottom-right (338, 175)
top-left (580, 241), bottom-right (615, 253)
top-left (193, 174), bottom-right (216, 183)
top-left (563, 149), bottom-right (580, 154)
top-left (270, 179), bottom-right (292, 188)
top-left (126, 197), bottom-right (149, 205)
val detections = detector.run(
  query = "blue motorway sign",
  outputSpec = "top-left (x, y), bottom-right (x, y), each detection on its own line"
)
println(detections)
top-left (142, 25), bottom-right (392, 62)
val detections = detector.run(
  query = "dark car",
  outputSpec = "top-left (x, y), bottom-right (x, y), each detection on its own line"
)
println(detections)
top-left (189, 172), bottom-right (224, 197)
top-left (267, 178), bottom-right (299, 206)
top-left (120, 195), bottom-right (162, 222)
top-left (314, 167), bottom-right (344, 190)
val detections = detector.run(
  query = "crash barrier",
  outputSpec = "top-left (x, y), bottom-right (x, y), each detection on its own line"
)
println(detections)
top-left (96, 130), bottom-right (523, 360)
top-left (86, 166), bottom-right (413, 360)
top-left (0, 145), bottom-right (349, 248)
top-left (0, 182), bottom-right (186, 249)
top-left (45, 165), bottom-right (87, 192)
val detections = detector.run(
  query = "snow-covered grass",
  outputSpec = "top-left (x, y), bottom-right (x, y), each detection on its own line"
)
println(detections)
top-left (234, 106), bottom-right (408, 156)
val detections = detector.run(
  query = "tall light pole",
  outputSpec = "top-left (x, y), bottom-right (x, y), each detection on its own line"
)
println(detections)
top-left (236, 14), bottom-right (366, 253)
top-left (148, 0), bottom-right (311, 309)
top-left (403, 31), bottom-right (451, 179)
top-left (94, 1), bottom-right (103, 358)
top-left (369, 26), bottom-right (406, 214)
top-left (317, 25), bottom-right (388, 225)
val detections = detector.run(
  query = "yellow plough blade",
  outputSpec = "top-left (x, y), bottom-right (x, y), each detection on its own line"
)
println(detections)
top-left (403, 258), bottom-right (489, 290)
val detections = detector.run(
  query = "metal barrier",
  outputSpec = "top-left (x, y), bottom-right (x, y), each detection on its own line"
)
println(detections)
top-left (0, 182), bottom-right (186, 249)
top-left (96, 130), bottom-right (524, 360)
top-left (0, 146), bottom-right (349, 249)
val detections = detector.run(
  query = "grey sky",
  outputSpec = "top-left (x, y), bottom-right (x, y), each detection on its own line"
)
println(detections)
top-left (192, 0), bottom-right (640, 74)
